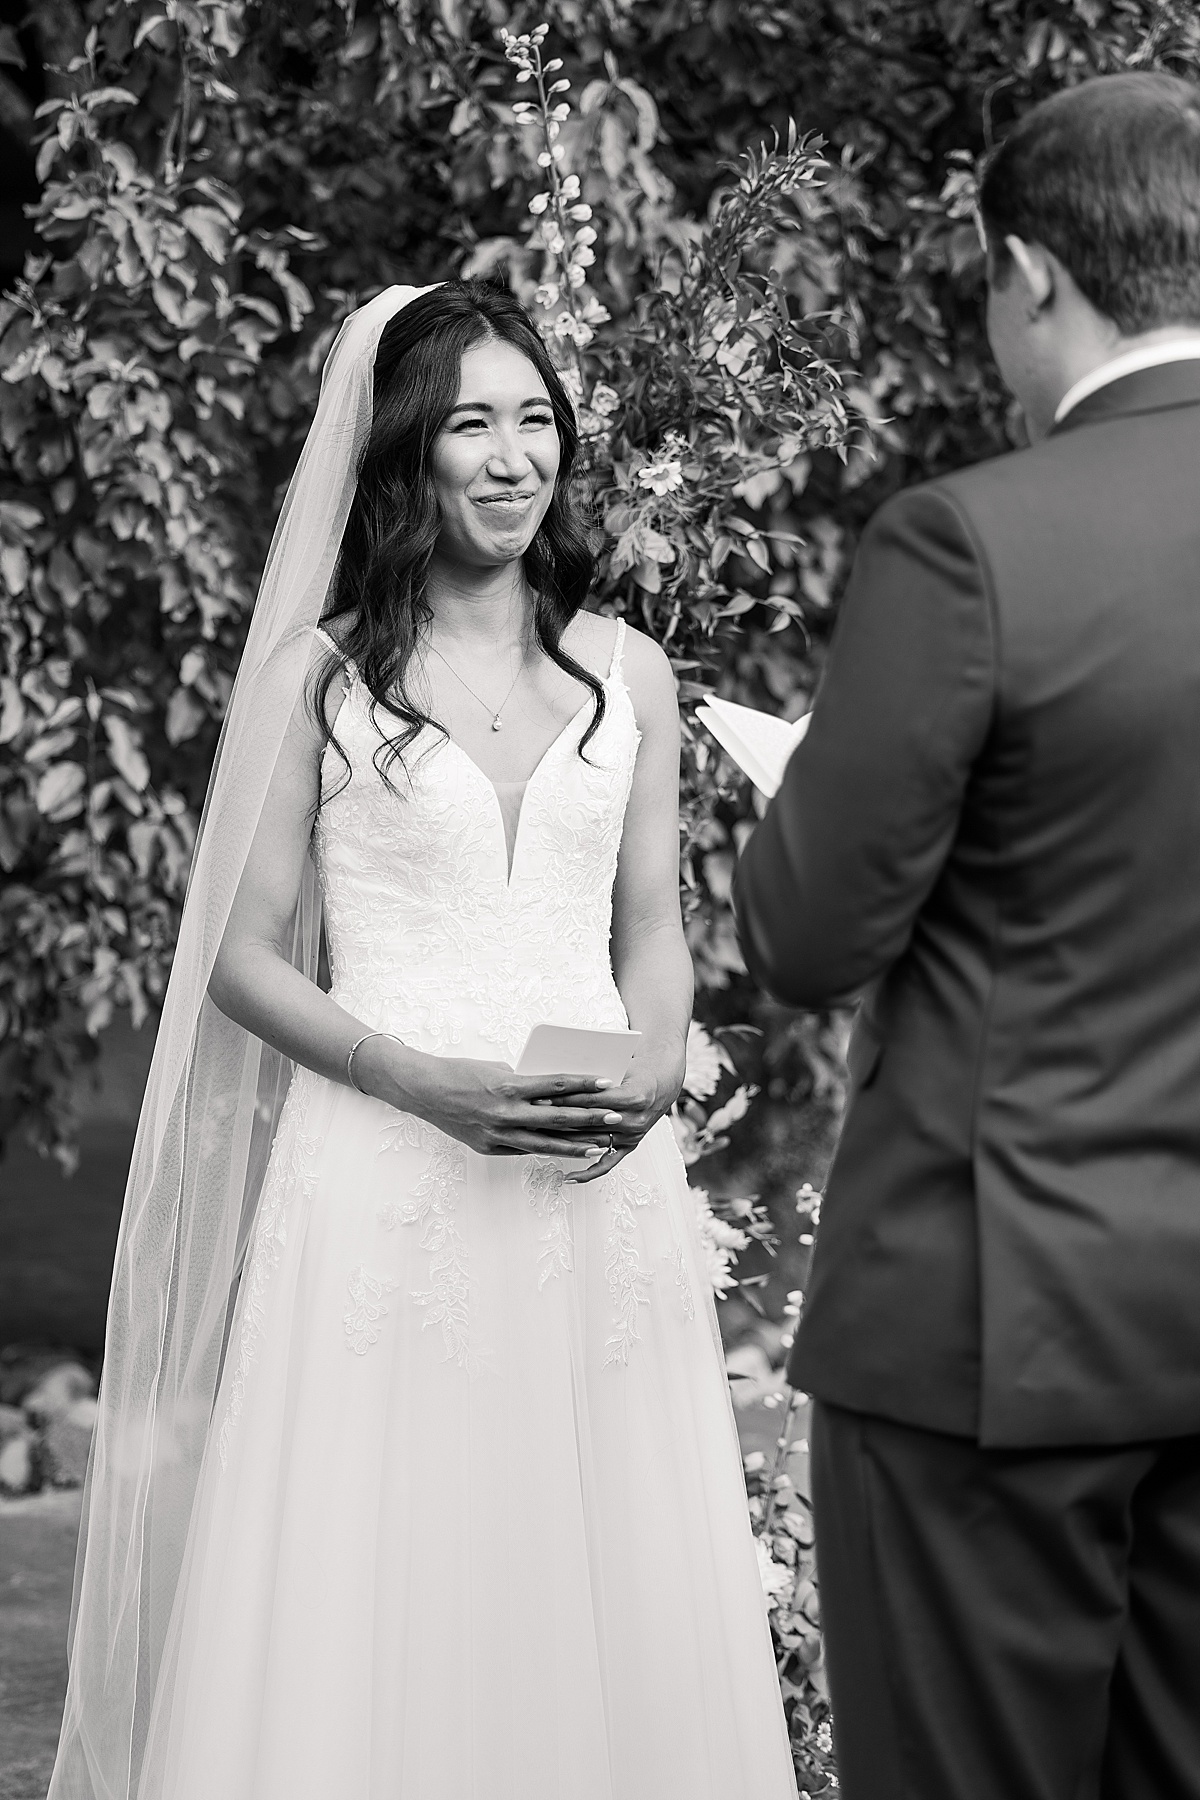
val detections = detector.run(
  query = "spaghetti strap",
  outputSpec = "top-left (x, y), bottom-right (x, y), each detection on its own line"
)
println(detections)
top-left (607, 617), bottom-right (627, 681)
top-left (314, 624), bottom-right (357, 686)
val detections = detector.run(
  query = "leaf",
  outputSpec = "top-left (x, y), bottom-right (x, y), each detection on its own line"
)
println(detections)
top-left (81, 87), bottom-right (139, 111)
top-left (103, 715), bottom-right (151, 792)
top-left (181, 205), bottom-right (232, 262)
top-left (133, 13), bottom-right (170, 48)
top-left (35, 762), bottom-right (87, 821)
top-left (705, 1085), bottom-right (754, 1137)
top-left (0, 543), bottom-right (28, 593)
top-left (100, 141), bottom-right (140, 189)
top-left (165, 686), bottom-right (206, 745)
top-left (0, 676), bottom-right (25, 744)
top-left (0, 499), bottom-right (43, 534)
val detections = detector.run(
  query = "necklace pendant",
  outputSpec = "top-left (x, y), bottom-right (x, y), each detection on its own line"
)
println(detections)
top-left (492, 715), bottom-right (503, 732)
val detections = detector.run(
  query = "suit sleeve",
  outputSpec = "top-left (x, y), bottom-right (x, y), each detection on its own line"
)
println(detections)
top-left (733, 484), bottom-right (995, 1009)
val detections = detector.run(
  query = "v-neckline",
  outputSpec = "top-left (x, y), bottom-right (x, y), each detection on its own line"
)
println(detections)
top-left (442, 695), bottom-right (592, 887)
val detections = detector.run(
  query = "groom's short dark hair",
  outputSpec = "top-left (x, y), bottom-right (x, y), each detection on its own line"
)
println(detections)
top-left (981, 72), bottom-right (1200, 334)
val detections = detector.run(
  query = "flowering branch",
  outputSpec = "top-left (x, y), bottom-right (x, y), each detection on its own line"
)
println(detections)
top-left (499, 24), bottom-right (609, 387)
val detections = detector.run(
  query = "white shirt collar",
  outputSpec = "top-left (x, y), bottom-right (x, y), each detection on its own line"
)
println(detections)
top-left (1054, 337), bottom-right (1200, 425)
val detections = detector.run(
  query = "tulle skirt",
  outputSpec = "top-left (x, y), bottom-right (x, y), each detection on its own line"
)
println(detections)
top-left (137, 1067), bottom-right (798, 1799)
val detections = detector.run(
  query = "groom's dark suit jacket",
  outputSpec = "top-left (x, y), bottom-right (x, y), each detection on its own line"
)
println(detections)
top-left (734, 360), bottom-right (1200, 1448)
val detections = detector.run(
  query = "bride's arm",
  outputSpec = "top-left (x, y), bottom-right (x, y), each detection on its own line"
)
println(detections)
top-left (564, 626), bottom-right (693, 1183)
top-left (208, 672), bottom-right (620, 1159)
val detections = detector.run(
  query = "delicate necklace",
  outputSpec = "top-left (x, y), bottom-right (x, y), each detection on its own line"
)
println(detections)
top-left (427, 641), bottom-right (525, 732)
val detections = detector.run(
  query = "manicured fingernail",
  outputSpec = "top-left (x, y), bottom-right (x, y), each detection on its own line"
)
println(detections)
top-left (583, 1144), bottom-right (604, 1157)
top-left (594, 1078), bottom-right (614, 1088)
top-left (602, 1112), bottom-right (622, 1124)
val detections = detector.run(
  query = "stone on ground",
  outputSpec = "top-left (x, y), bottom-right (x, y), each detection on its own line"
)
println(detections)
top-left (41, 1400), bottom-right (97, 1489)
top-left (21, 1365), bottom-right (95, 1428)
top-left (0, 1433), bottom-right (37, 1498)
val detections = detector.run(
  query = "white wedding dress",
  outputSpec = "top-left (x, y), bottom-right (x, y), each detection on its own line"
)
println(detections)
top-left (138, 622), bottom-right (798, 1800)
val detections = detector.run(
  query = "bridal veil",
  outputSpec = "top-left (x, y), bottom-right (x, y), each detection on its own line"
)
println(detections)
top-left (48, 284), bottom-right (435, 1800)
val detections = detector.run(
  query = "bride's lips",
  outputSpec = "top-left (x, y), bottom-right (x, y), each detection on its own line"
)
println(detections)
top-left (473, 490), bottom-right (538, 509)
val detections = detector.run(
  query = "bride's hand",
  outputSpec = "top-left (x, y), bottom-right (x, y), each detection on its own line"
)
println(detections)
top-left (368, 1041), bottom-right (626, 1161)
top-left (557, 1050), bottom-right (685, 1185)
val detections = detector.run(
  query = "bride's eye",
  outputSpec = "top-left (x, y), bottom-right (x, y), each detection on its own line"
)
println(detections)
top-left (524, 412), bottom-right (554, 428)
top-left (453, 416), bottom-right (489, 433)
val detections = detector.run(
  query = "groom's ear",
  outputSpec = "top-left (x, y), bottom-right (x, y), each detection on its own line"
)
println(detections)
top-left (1003, 235), bottom-right (1056, 320)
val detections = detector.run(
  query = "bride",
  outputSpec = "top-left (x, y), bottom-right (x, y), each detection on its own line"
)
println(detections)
top-left (49, 280), bottom-right (798, 1800)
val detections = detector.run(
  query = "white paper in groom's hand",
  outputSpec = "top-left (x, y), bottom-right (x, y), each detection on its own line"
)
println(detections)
top-left (695, 695), bottom-right (811, 798)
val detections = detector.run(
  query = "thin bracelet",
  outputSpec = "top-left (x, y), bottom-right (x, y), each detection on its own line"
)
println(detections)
top-left (346, 1030), bottom-right (406, 1095)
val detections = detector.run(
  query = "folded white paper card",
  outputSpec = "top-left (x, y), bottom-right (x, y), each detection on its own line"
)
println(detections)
top-left (515, 1023), bottom-right (642, 1085)
top-left (695, 695), bottom-right (811, 798)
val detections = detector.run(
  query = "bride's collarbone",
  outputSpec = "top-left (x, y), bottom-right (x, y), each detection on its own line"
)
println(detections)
top-left (433, 681), bottom-right (590, 783)
top-left (424, 629), bottom-right (612, 782)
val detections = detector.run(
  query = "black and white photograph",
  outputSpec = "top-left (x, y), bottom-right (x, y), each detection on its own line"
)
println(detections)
top-left (2, 3), bottom-right (1200, 1797)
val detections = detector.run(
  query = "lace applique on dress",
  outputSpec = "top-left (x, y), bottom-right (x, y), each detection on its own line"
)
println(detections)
top-left (670, 1244), bottom-right (696, 1322)
top-left (344, 1266), bottom-right (399, 1354)
top-left (523, 1156), bottom-right (575, 1288)
top-left (377, 1112), bottom-right (471, 1367)
top-left (601, 1164), bottom-right (662, 1367)
top-left (218, 1068), bottom-right (323, 1468)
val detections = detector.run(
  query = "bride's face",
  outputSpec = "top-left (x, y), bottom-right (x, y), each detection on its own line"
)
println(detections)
top-left (430, 338), bottom-right (561, 570)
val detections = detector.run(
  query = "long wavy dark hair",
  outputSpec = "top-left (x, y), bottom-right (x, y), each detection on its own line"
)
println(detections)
top-left (311, 279), bottom-right (602, 797)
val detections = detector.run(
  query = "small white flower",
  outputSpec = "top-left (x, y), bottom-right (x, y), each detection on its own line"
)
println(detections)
top-left (574, 224), bottom-right (597, 246)
top-left (683, 1020), bottom-right (724, 1100)
top-left (560, 174), bottom-right (581, 199)
top-left (755, 1537), bottom-right (793, 1606)
top-left (689, 1185), bottom-right (748, 1293)
top-left (537, 150), bottom-right (552, 167)
top-left (637, 458), bottom-right (684, 497)
top-left (559, 365), bottom-right (584, 402)
top-left (590, 382), bottom-right (619, 416)
top-left (528, 192), bottom-right (550, 214)
top-left (544, 227), bottom-right (565, 254)
top-left (571, 245), bottom-right (595, 267)
top-left (567, 263), bottom-right (587, 288)
top-left (552, 311), bottom-right (578, 340)
top-left (570, 319), bottom-right (594, 347)
top-left (535, 281), bottom-right (561, 308)
top-left (569, 203), bottom-right (592, 222)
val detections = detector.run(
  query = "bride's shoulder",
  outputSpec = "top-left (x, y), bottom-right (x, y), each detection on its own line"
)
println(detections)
top-left (568, 613), bottom-right (676, 733)
top-left (567, 612), bottom-right (670, 680)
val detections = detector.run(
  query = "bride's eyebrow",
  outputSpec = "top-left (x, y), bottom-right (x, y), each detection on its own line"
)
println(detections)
top-left (446, 397), bottom-right (552, 415)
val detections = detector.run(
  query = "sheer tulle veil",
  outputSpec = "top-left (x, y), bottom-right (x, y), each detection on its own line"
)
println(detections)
top-left (48, 283), bottom-right (437, 1800)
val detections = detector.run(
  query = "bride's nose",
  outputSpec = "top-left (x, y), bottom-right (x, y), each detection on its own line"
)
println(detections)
top-left (485, 425), bottom-right (535, 481)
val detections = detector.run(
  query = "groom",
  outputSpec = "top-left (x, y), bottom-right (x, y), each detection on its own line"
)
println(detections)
top-left (735, 73), bottom-right (1200, 1800)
